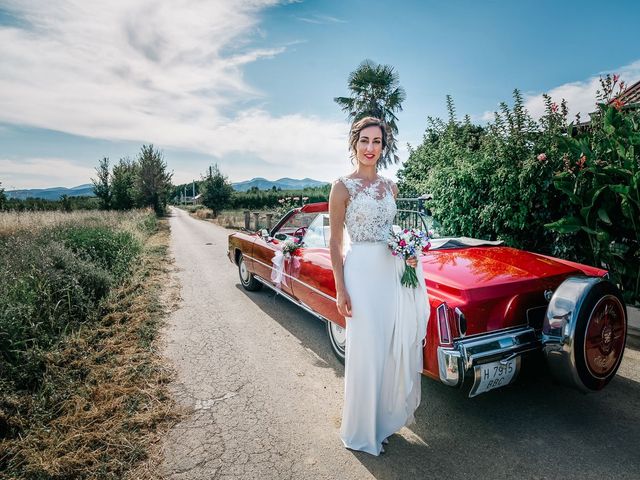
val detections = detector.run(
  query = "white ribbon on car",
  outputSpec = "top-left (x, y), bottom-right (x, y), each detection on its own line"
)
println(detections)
top-left (271, 250), bottom-right (289, 288)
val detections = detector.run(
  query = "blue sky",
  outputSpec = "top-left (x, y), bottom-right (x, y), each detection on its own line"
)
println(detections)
top-left (1, 0), bottom-right (639, 190)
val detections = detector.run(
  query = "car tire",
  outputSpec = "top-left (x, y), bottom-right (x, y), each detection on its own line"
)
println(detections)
top-left (543, 277), bottom-right (627, 392)
top-left (573, 281), bottom-right (627, 391)
top-left (326, 320), bottom-right (346, 364)
top-left (238, 253), bottom-right (262, 292)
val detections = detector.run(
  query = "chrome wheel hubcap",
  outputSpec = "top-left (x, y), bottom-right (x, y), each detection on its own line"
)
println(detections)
top-left (331, 323), bottom-right (346, 352)
top-left (240, 259), bottom-right (250, 283)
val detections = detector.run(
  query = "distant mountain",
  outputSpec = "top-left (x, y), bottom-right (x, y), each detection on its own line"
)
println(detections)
top-left (6, 184), bottom-right (95, 200)
top-left (6, 177), bottom-right (328, 200)
top-left (231, 177), bottom-right (328, 192)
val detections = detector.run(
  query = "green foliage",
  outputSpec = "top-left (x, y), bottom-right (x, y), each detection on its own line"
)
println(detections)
top-left (399, 77), bottom-right (639, 305)
top-left (334, 59), bottom-right (406, 168)
top-left (111, 157), bottom-right (138, 210)
top-left (57, 226), bottom-right (141, 279)
top-left (0, 221), bottom-right (144, 391)
top-left (60, 194), bottom-right (72, 212)
top-left (171, 179), bottom-right (329, 212)
top-left (0, 238), bottom-right (107, 390)
top-left (229, 185), bottom-right (329, 211)
top-left (136, 145), bottom-right (173, 215)
top-left (137, 213), bottom-right (158, 235)
top-left (398, 91), bottom-right (579, 258)
top-left (2, 195), bottom-right (100, 211)
top-left (92, 157), bottom-right (112, 210)
top-left (201, 164), bottom-right (233, 216)
top-left (0, 181), bottom-right (6, 210)
top-left (546, 75), bottom-right (640, 304)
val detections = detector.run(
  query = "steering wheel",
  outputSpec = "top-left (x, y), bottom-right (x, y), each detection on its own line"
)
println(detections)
top-left (293, 226), bottom-right (307, 238)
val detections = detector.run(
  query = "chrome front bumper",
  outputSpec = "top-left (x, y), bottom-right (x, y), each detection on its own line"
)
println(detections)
top-left (437, 326), bottom-right (541, 387)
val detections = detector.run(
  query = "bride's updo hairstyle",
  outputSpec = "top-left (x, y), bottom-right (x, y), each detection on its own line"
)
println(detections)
top-left (348, 116), bottom-right (388, 162)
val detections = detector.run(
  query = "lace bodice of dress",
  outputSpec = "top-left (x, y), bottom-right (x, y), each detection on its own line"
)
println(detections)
top-left (338, 175), bottom-right (397, 242)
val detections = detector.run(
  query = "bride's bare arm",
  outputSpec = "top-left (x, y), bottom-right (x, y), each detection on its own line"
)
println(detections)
top-left (329, 180), bottom-right (352, 317)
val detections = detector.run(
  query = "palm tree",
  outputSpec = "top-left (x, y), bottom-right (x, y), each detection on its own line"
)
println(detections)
top-left (334, 59), bottom-right (406, 169)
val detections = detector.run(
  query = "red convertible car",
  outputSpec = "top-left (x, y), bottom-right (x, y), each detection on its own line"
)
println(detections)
top-left (227, 202), bottom-right (628, 397)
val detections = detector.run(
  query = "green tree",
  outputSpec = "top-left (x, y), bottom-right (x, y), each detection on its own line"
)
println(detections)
top-left (397, 91), bottom-right (576, 257)
top-left (111, 157), bottom-right (138, 210)
top-left (0, 181), bottom-right (6, 210)
top-left (136, 145), bottom-right (173, 215)
top-left (60, 194), bottom-right (72, 212)
top-left (201, 164), bottom-right (233, 216)
top-left (92, 157), bottom-right (111, 210)
top-left (334, 59), bottom-right (406, 168)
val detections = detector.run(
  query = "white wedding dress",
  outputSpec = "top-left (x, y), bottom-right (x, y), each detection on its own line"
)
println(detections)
top-left (338, 175), bottom-right (430, 456)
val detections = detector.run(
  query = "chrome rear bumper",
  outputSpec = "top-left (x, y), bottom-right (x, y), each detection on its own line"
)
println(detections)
top-left (437, 326), bottom-right (541, 387)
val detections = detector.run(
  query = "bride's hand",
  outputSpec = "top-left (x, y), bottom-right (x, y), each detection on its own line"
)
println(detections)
top-left (336, 290), bottom-right (352, 318)
top-left (406, 256), bottom-right (418, 268)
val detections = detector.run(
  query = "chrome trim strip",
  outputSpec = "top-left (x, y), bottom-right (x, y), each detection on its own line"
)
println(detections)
top-left (437, 347), bottom-right (463, 387)
top-left (458, 326), bottom-right (540, 371)
top-left (245, 253), bottom-right (337, 302)
top-left (436, 325), bottom-right (541, 388)
top-left (452, 324), bottom-right (529, 341)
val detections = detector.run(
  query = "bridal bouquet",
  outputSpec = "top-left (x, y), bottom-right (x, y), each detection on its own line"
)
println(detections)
top-left (388, 227), bottom-right (432, 288)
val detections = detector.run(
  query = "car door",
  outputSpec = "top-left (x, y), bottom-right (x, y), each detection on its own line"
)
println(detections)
top-left (291, 213), bottom-right (344, 327)
top-left (250, 235), bottom-right (296, 297)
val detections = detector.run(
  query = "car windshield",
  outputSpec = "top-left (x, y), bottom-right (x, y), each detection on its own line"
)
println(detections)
top-left (275, 212), bottom-right (317, 235)
top-left (303, 213), bottom-right (331, 248)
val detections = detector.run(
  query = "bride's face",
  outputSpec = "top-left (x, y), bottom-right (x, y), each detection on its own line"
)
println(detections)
top-left (355, 125), bottom-right (383, 167)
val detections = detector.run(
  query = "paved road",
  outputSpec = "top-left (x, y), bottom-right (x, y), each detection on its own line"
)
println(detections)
top-left (160, 207), bottom-right (640, 480)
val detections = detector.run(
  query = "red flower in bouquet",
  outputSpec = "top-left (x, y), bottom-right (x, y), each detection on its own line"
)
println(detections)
top-left (388, 227), bottom-right (433, 288)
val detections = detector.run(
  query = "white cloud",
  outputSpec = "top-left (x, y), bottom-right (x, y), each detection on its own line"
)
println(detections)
top-left (0, 0), bottom-right (353, 186)
top-left (296, 14), bottom-right (346, 24)
top-left (0, 158), bottom-right (95, 189)
top-left (480, 60), bottom-right (640, 123)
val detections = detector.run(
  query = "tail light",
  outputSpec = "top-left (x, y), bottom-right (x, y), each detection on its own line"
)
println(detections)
top-left (437, 303), bottom-right (452, 345)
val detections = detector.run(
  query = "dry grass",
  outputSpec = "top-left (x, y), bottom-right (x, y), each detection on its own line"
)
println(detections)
top-left (0, 220), bottom-right (187, 479)
top-left (211, 209), bottom-right (246, 229)
top-left (0, 209), bottom-right (154, 243)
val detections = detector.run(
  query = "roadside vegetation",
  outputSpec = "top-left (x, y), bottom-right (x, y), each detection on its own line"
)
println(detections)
top-left (398, 75), bottom-right (639, 305)
top-left (0, 209), bottom-right (183, 479)
top-left (92, 145), bottom-right (173, 215)
top-left (1, 195), bottom-right (100, 212)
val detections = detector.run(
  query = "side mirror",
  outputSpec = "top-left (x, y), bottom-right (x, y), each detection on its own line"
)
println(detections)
top-left (260, 229), bottom-right (270, 240)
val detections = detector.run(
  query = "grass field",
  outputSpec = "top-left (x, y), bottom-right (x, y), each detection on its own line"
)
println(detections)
top-left (0, 209), bottom-right (184, 479)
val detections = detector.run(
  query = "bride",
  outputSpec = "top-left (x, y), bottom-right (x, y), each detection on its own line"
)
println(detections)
top-left (329, 116), bottom-right (430, 456)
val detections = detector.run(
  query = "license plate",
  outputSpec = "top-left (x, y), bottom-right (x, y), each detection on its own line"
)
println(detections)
top-left (469, 356), bottom-right (520, 397)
